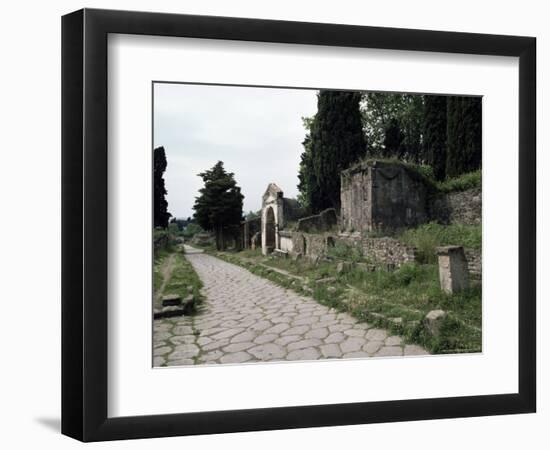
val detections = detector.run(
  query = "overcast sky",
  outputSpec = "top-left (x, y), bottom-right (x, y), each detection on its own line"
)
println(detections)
top-left (153, 83), bottom-right (319, 219)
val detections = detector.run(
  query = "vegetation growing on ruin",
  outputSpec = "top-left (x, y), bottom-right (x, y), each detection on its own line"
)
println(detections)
top-left (399, 223), bottom-right (482, 264)
top-left (435, 169), bottom-right (481, 193)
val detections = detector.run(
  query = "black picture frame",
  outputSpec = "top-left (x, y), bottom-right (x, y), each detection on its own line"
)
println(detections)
top-left (61, 8), bottom-right (536, 442)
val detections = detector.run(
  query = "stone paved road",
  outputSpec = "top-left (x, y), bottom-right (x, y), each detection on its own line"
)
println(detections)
top-left (153, 246), bottom-right (428, 366)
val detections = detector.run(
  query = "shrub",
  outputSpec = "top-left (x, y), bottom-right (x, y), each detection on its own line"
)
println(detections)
top-left (399, 222), bottom-right (481, 263)
top-left (327, 241), bottom-right (364, 262)
top-left (436, 170), bottom-right (481, 193)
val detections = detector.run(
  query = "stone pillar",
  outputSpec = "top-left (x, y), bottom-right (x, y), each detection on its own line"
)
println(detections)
top-left (436, 246), bottom-right (469, 294)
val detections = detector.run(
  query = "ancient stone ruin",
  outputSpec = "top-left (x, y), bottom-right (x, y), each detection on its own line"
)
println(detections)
top-left (340, 160), bottom-right (429, 233)
top-left (260, 183), bottom-right (305, 255)
top-left (253, 159), bottom-right (481, 273)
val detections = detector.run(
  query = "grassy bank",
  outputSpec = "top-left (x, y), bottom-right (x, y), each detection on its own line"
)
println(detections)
top-left (399, 222), bottom-right (481, 263)
top-left (215, 249), bottom-right (481, 354)
top-left (153, 249), bottom-right (204, 311)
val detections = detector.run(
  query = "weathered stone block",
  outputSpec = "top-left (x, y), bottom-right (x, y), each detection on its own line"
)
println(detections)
top-left (162, 294), bottom-right (182, 307)
top-left (424, 309), bottom-right (447, 336)
top-left (436, 245), bottom-right (469, 294)
top-left (156, 305), bottom-right (185, 319)
top-left (336, 261), bottom-right (354, 274)
top-left (273, 249), bottom-right (289, 258)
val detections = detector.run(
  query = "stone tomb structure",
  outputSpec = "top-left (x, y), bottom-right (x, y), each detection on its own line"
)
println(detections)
top-left (340, 160), bottom-right (429, 233)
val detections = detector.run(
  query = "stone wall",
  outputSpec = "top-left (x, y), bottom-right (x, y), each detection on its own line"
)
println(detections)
top-left (431, 187), bottom-right (481, 225)
top-left (278, 231), bottom-right (334, 261)
top-left (464, 248), bottom-right (482, 279)
top-left (241, 217), bottom-right (261, 249)
top-left (360, 237), bottom-right (417, 267)
top-left (278, 229), bottom-right (417, 268)
top-left (295, 208), bottom-right (338, 233)
top-left (337, 233), bottom-right (417, 268)
top-left (279, 228), bottom-right (477, 278)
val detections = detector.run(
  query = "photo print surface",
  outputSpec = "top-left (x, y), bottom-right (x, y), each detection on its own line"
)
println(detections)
top-left (152, 82), bottom-right (482, 367)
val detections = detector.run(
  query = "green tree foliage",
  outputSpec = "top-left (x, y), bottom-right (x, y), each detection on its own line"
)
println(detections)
top-left (245, 210), bottom-right (261, 220)
top-left (153, 146), bottom-right (171, 228)
top-left (362, 93), bottom-right (424, 162)
top-left (299, 91), bottom-right (366, 212)
top-left (423, 96), bottom-right (448, 181)
top-left (193, 161), bottom-right (244, 250)
top-left (446, 96), bottom-right (482, 178)
top-left (182, 222), bottom-right (203, 239)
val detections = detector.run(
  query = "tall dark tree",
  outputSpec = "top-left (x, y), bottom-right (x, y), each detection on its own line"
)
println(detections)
top-left (382, 118), bottom-right (404, 158)
top-left (423, 96), bottom-right (448, 180)
top-left (297, 125), bottom-right (322, 213)
top-left (153, 146), bottom-right (171, 228)
top-left (193, 161), bottom-right (244, 250)
top-left (446, 96), bottom-right (482, 177)
top-left (305, 91), bottom-right (366, 212)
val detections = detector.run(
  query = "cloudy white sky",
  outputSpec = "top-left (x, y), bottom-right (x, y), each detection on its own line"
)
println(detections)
top-left (154, 83), bottom-right (319, 219)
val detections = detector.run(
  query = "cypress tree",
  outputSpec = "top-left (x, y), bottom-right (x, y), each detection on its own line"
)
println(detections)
top-left (446, 96), bottom-right (482, 178)
top-left (308, 91), bottom-right (367, 212)
top-left (193, 161), bottom-right (244, 250)
top-left (423, 96), bottom-right (448, 180)
top-left (383, 117), bottom-right (404, 158)
top-left (153, 146), bottom-right (171, 228)
top-left (297, 132), bottom-right (322, 213)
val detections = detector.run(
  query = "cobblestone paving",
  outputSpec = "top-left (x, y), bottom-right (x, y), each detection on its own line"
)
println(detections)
top-left (153, 246), bottom-right (428, 366)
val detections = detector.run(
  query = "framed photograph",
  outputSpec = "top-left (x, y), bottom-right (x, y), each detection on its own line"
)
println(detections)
top-left (61, 8), bottom-right (536, 442)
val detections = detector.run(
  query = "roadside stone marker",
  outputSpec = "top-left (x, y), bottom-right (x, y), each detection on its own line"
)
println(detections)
top-left (162, 294), bottom-right (182, 307)
top-left (436, 245), bottom-right (469, 294)
top-left (424, 309), bottom-right (447, 336)
top-left (155, 294), bottom-right (196, 319)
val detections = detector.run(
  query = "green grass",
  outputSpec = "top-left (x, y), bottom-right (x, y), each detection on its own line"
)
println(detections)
top-left (237, 248), bottom-right (263, 259)
top-left (164, 253), bottom-right (204, 310)
top-left (399, 222), bottom-right (482, 263)
top-left (436, 170), bottom-right (481, 193)
top-left (326, 241), bottom-right (368, 263)
top-left (153, 248), bottom-right (170, 293)
top-left (153, 249), bottom-right (204, 312)
top-left (339, 263), bottom-right (481, 353)
top-left (215, 250), bottom-right (481, 354)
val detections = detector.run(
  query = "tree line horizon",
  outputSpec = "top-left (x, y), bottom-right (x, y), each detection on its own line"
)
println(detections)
top-left (154, 89), bottom-right (482, 246)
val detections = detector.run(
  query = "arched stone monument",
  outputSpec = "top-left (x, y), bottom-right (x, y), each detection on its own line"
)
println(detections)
top-left (261, 183), bottom-right (284, 255)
